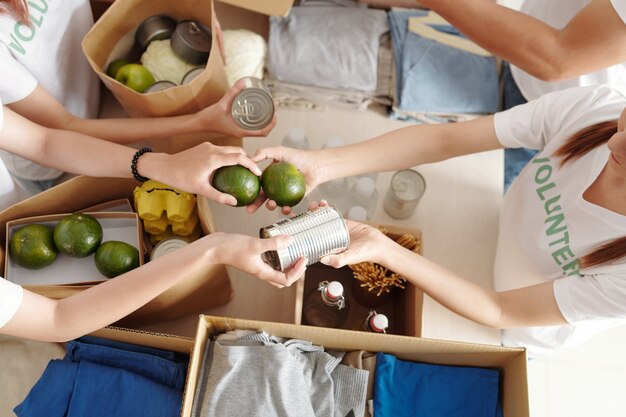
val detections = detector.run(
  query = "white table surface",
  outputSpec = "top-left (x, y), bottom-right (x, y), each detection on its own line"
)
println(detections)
top-left (135, 101), bottom-right (504, 346)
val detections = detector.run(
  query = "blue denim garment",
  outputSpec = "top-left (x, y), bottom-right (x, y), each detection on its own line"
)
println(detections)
top-left (65, 336), bottom-right (188, 390)
top-left (373, 352), bottom-right (502, 417)
top-left (15, 337), bottom-right (188, 417)
top-left (389, 10), bottom-right (499, 115)
top-left (501, 62), bottom-right (536, 192)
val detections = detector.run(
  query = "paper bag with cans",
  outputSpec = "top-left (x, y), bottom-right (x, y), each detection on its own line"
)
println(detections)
top-left (82, 0), bottom-right (236, 151)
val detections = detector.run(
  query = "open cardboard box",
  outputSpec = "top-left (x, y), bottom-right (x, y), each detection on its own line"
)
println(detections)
top-left (0, 176), bottom-right (232, 327)
top-left (180, 315), bottom-right (530, 417)
top-left (294, 223), bottom-right (423, 337)
top-left (4, 212), bottom-right (144, 286)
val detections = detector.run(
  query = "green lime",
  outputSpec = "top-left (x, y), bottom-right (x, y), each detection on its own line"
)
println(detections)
top-left (53, 213), bottom-right (103, 258)
top-left (261, 161), bottom-right (306, 207)
top-left (106, 58), bottom-right (132, 78)
top-left (94, 241), bottom-right (140, 278)
top-left (211, 165), bottom-right (261, 206)
top-left (9, 224), bottom-right (58, 269)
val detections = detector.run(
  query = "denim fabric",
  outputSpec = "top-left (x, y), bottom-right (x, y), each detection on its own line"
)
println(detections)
top-left (15, 337), bottom-right (188, 417)
top-left (389, 10), bottom-right (499, 115)
top-left (65, 336), bottom-right (188, 390)
top-left (502, 62), bottom-right (536, 192)
top-left (373, 352), bottom-right (502, 417)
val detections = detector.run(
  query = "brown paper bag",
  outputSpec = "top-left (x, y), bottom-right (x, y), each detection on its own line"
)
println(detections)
top-left (0, 176), bottom-right (233, 327)
top-left (83, 0), bottom-right (227, 118)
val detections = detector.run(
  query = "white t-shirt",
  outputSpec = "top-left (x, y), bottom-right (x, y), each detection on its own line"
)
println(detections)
top-left (0, 102), bottom-right (26, 209)
top-left (494, 85), bottom-right (626, 357)
top-left (0, 105), bottom-right (24, 327)
top-left (0, 0), bottom-right (100, 180)
top-left (511, 0), bottom-right (626, 101)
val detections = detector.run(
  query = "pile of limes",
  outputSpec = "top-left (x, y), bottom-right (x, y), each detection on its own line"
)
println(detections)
top-left (9, 213), bottom-right (139, 278)
top-left (211, 161), bottom-right (306, 207)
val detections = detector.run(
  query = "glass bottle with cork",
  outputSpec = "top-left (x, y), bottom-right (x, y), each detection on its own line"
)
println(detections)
top-left (302, 280), bottom-right (349, 329)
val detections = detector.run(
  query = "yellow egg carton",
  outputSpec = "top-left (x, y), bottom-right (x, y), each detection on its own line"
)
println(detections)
top-left (133, 180), bottom-right (198, 237)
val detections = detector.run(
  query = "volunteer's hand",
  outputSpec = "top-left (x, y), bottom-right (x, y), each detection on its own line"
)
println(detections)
top-left (320, 218), bottom-right (389, 268)
top-left (212, 232), bottom-right (307, 288)
top-left (155, 142), bottom-right (261, 206)
top-left (247, 146), bottom-right (323, 215)
top-left (197, 78), bottom-right (277, 138)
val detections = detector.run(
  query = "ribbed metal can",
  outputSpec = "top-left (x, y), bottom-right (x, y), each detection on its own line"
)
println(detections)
top-left (231, 76), bottom-right (274, 130)
top-left (135, 15), bottom-right (177, 51)
top-left (259, 205), bottom-right (350, 272)
top-left (171, 20), bottom-right (212, 65)
top-left (181, 66), bottom-right (206, 84)
top-left (144, 80), bottom-right (177, 93)
top-left (150, 237), bottom-right (188, 260)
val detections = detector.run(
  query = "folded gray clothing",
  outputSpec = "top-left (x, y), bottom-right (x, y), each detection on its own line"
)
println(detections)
top-left (268, 6), bottom-right (388, 92)
top-left (193, 331), bottom-right (368, 417)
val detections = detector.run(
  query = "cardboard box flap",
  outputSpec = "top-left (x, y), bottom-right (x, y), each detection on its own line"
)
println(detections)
top-left (217, 0), bottom-right (294, 17)
top-left (91, 326), bottom-right (194, 354)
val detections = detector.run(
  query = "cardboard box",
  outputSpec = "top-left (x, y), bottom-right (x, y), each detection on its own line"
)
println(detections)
top-left (90, 325), bottom-right (194, 355)
top-left (5, 212), bottom-right (144, 286)
top-left (181, 315), bottom-right (530, 417)
top-left (0, 176), bottom-right (233, 326)
top-left (294, 223), bottom-right (423, 337)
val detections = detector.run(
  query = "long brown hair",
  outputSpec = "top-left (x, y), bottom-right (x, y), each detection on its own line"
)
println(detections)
top-left (0, 0), bottom-right (29, 23)
top-left (554, 120), bottom-right (626, 268)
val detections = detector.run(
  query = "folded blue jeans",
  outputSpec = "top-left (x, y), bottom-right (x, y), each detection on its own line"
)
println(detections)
top-left (15, 336), bottom-right (188, 417)
top-left (373, 352), bottom-right (502, 417)
top-left (389, 10), bottom-right (499, 115)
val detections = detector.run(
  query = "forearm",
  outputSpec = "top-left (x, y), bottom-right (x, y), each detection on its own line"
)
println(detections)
top-left (420, 0), bottom-right (566, 80)
top-left (316, 116), bottom-right (499, 183)
top-left (377, 241), bottom-right (504, 328)
top-left (50, 234), bottom-right (219, 341)
top-left (65, 112), bottom-right (205, 145)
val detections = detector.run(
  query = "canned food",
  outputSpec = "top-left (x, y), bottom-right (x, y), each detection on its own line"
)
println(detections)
top-left (231, 77), bottom-right (275, 130)
top-left (144, 80), bottom-right (177, 93)
top-left (150, 237), bottom-right (188, 260)
top-left (383, 169), bottom-right (426, 219)
top-left (259, 205), bottom-right (350, 272)
top-left (181, 66), bottom-right (205, 85)
top-left (171, 20), bottom-right (212, 65)
top-left (135, 15), bottom-right (177, 51)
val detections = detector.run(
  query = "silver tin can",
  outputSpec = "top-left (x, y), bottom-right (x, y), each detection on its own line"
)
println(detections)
top-left (171, 20), bottom-right (212, 65)
top-left (181, 66), bottom-right (206, 85)
top-left (150, 237), bottom-right (188, 260)
top-left (259, 205), bottom-right (350, 272)
top-left (135, 15), bottom-right (177, 51)
top-left (144, 80), bottom-right (177, 93)
top-left (383, 169), bottom-right (426, 219)
top-left (231, 77), bottom-right (275, 130)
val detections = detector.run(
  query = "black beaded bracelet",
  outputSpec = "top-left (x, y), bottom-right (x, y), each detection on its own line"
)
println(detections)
top-left (131, 147), bottom-right (153, 183)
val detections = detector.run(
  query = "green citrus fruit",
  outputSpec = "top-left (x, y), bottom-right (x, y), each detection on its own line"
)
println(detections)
top-left (9, 224), bottom-right (58, 269)
top-left (261, 161), bottom-right (306, 207)
top-left (211, 164), bottom-right (261, 206)
top-left (53, 213), bottom-right (103, 258)
top-left (94, 241), bottom-right (140, 278)
top-left (106, 58), bottom-right (132, 78)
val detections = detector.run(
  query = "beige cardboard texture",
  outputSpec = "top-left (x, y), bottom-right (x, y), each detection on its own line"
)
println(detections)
top-left (0, 176), bottom-right (233, 327)
top-left (182, 315), bottom-right (530, 417)
top-left (216, 0), bottom-right (294, 17)
top-left (91, 326), bottom-right (194, 354)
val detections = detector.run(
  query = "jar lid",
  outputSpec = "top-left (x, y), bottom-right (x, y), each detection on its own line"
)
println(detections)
top-left (171, 20), bottom-right (212, 65)
top-left (370, 313), bottom-right (389, 332)
top-left (151, 237), bottom-right (188, 259)
top-left (135, 15), bottom-right (177, 51)
top-left (356, 177), bottom-right (376, 198)
top-left (287, 127), bottom-right (306, 144)
top-left (347, 206), bottom-right (368, 221)
top-left (326, 281), bottom-right (344, 298)
top-left (181, 66), bottom-right (206, 85)
top-left (144, 80), bottom-right (177, 93)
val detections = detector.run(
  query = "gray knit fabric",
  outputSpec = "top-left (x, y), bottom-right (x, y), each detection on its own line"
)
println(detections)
top-left (192, 331), bottom-right (368, 417)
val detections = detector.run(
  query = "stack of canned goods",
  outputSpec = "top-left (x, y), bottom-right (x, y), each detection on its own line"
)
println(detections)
top-left (259, 205), bottom-right (350, 272)
top-left (134, 15), bottom-right (211, 93)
